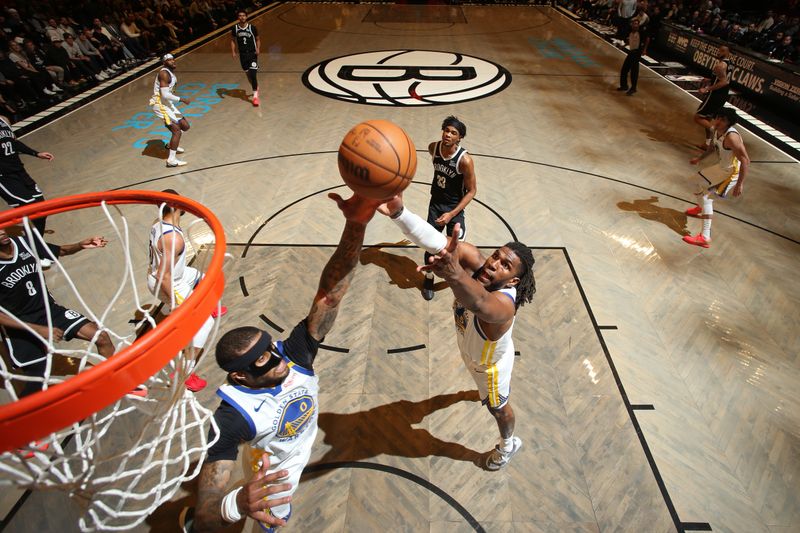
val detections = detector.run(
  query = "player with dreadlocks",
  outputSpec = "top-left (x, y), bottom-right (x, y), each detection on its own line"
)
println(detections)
top-left (378, 194), bottom-right (535, 470)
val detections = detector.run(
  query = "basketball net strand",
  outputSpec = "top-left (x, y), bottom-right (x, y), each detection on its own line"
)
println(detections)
top-left (0, 201), bottom-right (223, 531)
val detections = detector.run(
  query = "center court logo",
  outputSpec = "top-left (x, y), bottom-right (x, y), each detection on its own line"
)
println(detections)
top-left (302, 50), bottom-right (511, 106)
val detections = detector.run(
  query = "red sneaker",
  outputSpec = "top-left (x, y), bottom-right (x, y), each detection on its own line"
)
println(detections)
top-left (184, 373), bottom-right (207, 392)
top-left (18, 440), bottom-right (49, 459)
top-left (211, 305), bottom-right (227, 319)
top-left (252, 96), bottom-right (260, 107)
top-left (128, 385), bottom-right (148, 398)
top-left (683, 233), bottom-right (710, 248)
top-left (685, 205), bottom-right (702, 217)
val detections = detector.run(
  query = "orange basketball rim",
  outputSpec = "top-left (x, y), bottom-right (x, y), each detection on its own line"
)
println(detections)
top-left (0, 190), bottom-right (226, 453)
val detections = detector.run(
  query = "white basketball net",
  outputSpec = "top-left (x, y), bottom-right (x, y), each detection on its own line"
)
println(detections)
top-left (0, 201), bottom-right (223, 531)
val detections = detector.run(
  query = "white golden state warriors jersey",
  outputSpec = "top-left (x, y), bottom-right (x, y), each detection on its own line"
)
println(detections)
top-left (453, 287), bottom-right (517, 366)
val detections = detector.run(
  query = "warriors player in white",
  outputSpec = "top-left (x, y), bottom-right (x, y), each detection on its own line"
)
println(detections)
top-left (183, 193), bottom-right (381, 532)
top-left (684, 108), bottom-right (750, 248)
top-left (147, 189), bottom-right (226, 392)
top-left (379, 194), bottom-right (535, 470)
top-left (150, 54), bottom-right (191, 167)
top-left (0, 228), bottom-right (113, 397)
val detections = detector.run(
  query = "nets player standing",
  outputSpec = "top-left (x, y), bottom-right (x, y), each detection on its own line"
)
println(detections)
top-left (0, 228), bottom-right (113, 397)
top-left (0, 115), bottom-right (54, 237)
top-left (422, 116), bottom-right (477, 301)
top-left (693, 45), bottom-right (733, 151)
top-left (231, 11), bottom-right (261, 107)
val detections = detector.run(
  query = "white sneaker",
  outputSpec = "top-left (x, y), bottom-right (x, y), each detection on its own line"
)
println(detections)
top-left (485, 436), bottom-right (522, 471)
top-left (163, 143), bottom-right (185, 154)
top-left (43, 88), bottom-right (55, 95)
top-left (166, 159), bottom-right (187, 168)
top-left (50, 85), bottom-right (63, 93)
top-left (40, 258), bottom-right (53, 270)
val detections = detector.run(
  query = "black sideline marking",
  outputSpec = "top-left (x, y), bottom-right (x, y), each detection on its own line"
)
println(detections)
top-left (387, 344), bottom-right (426, 354)
top-left (239, 276), bottom-right (249, 297)
top-left (259, 314), bottom-right (284, 333)
top-left (301, 461), bottom-right (484, 533)
top-left (113, 150), bottom-right (800, 247)
top-left (631, 404), bottom-right (656, 411)
top-left (681, 523), bottom-right (713, 531)
top-left (598, 325), bottom-right (618, 330)
top-left (320, 344), bottom-right (349, 353)
top-left (563, 248), bottom-right (689, 531)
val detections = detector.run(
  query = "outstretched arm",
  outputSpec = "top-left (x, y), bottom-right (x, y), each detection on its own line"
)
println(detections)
top-left (422, 226), bottom-right (515, 324)
top-left (305, 193), bottom-right (380, 341)
top-left (58, 236), bottom-right (108, 256)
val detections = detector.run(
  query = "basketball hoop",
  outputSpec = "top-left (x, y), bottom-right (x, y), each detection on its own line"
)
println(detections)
top-left (0, 190), bottom-right (227, 531)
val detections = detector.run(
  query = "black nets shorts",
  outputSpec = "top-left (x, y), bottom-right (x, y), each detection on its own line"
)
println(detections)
top-left (2, 302), bottom-right (89, 368)
top-left (239, 53), bottom-right (258, 71)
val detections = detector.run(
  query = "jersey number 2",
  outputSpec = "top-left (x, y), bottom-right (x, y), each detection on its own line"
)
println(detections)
top-left (436, 175), bottom-right (447, 188)
top-left (1, 141), bottom-right (13, 156)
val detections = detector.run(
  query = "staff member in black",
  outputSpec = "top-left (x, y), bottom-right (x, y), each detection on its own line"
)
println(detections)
top-left (231, 11), bottom-right (261, 107)
top-left (617, 18), bottom-right (645, 96)
top-left (422, 116), bottom-right (477, 301)
top-left (0, 115), bottom-right (53, 236)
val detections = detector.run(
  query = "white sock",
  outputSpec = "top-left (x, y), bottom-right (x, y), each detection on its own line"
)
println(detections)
top-left (425, 272), bottom-right (433, 280)
top-left (168, 149), bottom-right (177, 162)
top-left (500, 436), bottom-right (514, 452)
top-left (701, 195), bottom-right (713, 239)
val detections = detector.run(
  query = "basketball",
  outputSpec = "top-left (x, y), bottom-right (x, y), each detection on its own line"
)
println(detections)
top-left (337, 120), bottom-right (417, 200)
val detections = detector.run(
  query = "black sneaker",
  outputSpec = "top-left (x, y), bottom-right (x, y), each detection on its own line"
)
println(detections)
top-left (422, 276), bottom-right (434, 301)
top-left (616, 86), bottom-right (628, 91)
top-left (178, 507), bottom-right (195, 533)
top-left (626, 88), bottom-right (637, 96)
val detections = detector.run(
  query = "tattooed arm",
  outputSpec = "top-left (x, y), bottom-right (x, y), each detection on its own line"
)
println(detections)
top-left (194, 457), bottom-right (291, 533)
top-left (306, 193), bottom-right (380, 341)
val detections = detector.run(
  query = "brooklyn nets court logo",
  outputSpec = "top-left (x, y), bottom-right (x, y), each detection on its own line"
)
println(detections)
top-left (302, 50), bottom-right (511, 106)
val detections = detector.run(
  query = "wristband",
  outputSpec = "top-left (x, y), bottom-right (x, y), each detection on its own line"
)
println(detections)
top-left (220, 486), bottom-right (243, 523)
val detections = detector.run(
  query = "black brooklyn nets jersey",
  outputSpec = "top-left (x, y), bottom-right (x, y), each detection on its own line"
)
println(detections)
top-left (710, 58), bottom-right (733, 98)
top-left (0, 118), bottom-right (37, 174)
top-left (232, 24), bottom-right (258, 54)
top-left (430, 141), bottom-right (468, 206)
top-left (0, 236), bottom-right (60, 319)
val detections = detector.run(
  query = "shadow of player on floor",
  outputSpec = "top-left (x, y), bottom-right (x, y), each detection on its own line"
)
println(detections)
top-left (140, 139), bottom-right (170, 160)
top-left (360, 242), bottom-right (448, 295)
top-left (302, 391), bottom-right (484, 482)
top-left (216, 88), bottom-right (251, 103)
top-left (617, 196), bottom-right (690, 236)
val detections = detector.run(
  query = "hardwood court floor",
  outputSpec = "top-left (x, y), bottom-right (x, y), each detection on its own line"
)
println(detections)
top-left (4, 4), bottom-right (799, 533)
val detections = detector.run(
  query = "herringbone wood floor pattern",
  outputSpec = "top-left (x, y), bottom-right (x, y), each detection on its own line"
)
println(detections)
top-left (3, 3), bottom-right (798, 533)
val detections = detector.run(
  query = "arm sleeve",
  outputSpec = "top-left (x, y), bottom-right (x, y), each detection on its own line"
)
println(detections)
top-left (206, 400), bottom-right (255, 462)
top-left (160, 86), bottom-right (181, 103)
top-left (12, 139), bottom-right (38, 157)
top-left (391, 207), bottom-right (448, 254)
top-left (280, 319), bottom-right (320, 370)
